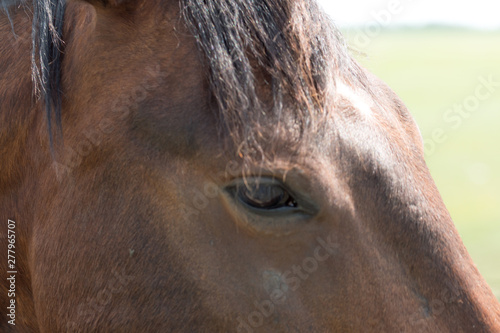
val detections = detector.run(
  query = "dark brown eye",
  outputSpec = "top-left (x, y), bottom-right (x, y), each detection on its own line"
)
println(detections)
top-left (237, 184), bottom-right (298, 210)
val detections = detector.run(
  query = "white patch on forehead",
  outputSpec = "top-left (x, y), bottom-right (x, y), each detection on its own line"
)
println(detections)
top-left (335, 81), bottom-right (374, 119)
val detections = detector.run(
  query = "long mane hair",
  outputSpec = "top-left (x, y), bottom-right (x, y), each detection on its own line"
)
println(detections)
top-left (3, 0), bottom-right (369, 163)
top-left (181, 0), bottom-right (369, 164)
top-left (2, 0), bottom-right (65, 146)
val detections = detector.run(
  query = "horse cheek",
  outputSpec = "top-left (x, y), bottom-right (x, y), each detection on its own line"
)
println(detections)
top-left (270, 288), bottom-right (287, 305)
top-left (282, 271), bottom-right (301, 292)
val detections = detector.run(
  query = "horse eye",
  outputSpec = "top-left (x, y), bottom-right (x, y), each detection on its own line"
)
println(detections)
top-left (236, 184), bottom-right (298, 210)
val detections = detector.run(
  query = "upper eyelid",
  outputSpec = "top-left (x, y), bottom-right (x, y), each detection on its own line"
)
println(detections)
top-left (228, 177), bottom-right (292, 191)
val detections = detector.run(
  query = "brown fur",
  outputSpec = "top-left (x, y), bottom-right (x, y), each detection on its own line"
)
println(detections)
top-left (1, 0), bottom-right (499, 331)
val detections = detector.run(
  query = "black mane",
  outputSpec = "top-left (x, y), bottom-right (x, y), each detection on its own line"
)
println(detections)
top-left (181, 0), bottom-right (367, 163)
top-left (2, 0), bottom-right (65, 147)
top-left (3, 0), bottom-right (368, 158)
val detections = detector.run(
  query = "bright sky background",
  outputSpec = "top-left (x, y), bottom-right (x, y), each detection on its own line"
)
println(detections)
top-left (316, 0), bottom-right (500, 30)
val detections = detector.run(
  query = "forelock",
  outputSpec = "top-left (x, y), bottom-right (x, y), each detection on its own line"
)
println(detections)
top-left (181, 0), bottom-right (369, 168)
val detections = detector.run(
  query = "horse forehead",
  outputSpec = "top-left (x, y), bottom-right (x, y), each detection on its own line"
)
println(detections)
top-left (335, 81), bottom-right (375, 120)
top-left (326, 81), bottom-right (415, 173)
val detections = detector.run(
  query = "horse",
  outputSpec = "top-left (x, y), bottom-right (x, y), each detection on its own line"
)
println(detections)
top-left (1, 0), bottom-right (499, 331)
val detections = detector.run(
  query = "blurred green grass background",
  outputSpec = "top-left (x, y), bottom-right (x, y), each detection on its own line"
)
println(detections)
top-left (343, 28), bottom-right (500, 299)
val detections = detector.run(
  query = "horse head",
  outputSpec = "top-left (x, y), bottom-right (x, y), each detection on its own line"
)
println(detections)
top-left (1, 0), bottom-right (499, 331)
